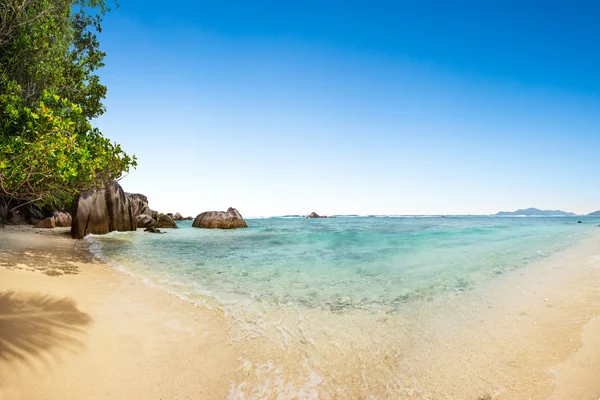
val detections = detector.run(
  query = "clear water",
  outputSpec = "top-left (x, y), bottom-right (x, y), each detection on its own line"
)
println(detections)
top-left (86, 216), bottom-right (600, 397)
top-left (88, 216), bottom-right (598, 314)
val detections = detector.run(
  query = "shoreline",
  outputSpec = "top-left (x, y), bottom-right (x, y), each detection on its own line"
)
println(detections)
top-left (0, 226), bottom-right (242, 399)
top-left (1, 226), bottom-right (600, 398)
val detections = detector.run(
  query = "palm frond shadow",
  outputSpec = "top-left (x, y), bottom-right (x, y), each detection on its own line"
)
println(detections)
top-left (0, 291), bottom-right (92, 366)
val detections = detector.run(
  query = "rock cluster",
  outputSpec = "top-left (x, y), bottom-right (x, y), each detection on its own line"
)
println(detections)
top-left (125, 193), bottom-right (178, 230)
top-left (2, 186), bottom-right (248, 238)
top-left (0, 198), bottom-right (73, 228)
top-left (172, 212), bottom-right (193, 221)
top-left (126, 193), bottom-right (158, 220)
top-left (192, 207), bottom-right (247, 229)
top-left (0, 198), bottom-right (45, 225)
top-left (71, 181), bottom-right (137, 239)
top-left (135, 214), bottom-right (158, 229)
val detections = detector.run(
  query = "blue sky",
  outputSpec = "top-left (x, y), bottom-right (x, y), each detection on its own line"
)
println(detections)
top-left (96, 1), bottom-right (600, 216)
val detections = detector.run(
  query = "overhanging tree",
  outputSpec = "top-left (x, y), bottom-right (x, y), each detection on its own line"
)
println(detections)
top-left (0, 0), bottom-right (135, 209)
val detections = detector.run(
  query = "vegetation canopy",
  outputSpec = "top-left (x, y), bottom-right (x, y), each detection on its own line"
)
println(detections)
top-left (0, 0), bottom-right (135, 209)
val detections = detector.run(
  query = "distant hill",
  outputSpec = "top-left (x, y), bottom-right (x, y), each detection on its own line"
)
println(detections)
top-left (495, 208), bottom-right (576, 216)
top-left (588, 210), bottom-right (600, 216)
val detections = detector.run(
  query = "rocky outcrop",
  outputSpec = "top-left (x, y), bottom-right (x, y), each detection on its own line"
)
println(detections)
top-left (192, 207), bottom-right (248, 229)
top-left (71, 181), bottom-right (137, 239)
top-left (35, 217), bottom-right (56, 229)
top-left (135, 214), bottom-right (158, 229)
top-left (26, 204), bottom-right (44, 222)
top-left (0, 198), bottom-right (45, 225)
top-left (144, 227), bottom-right (163, 234)
top-left (125, 192), bottom-right (182, 229)
top-left (104, 181), bottom-right (136, 232)
top-left (307, 212), bottom-right (329, 218)
top-left (172, 212), bottom-right (193, 221)
top-left (157, 214), bottom-right (177, 229)
top-left (126, 193), bottom-right (159, 220)
top-left (53, 211), bottom-right (72, 227)
top-left (6, 209), bottom-right (27, 225)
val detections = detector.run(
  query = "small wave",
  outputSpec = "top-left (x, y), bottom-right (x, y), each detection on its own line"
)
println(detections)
top-left (228, 358), bottom-right (324, 399)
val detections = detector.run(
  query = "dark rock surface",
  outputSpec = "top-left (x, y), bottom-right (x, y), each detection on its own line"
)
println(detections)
top-left (135, 214), bottom-right (159, 229)
top-left (0, 199), bottom-right (45, 225)
top-left (307, 212), bottom-right (329, 218)
top-left (126, 193), bottom-right (159, 220)
top-left (71, 181), bottom-right (137, 239)
top-left (157, 214), bottom-right (177, 229)
top-left (171, 213), bottom-right (193, 221)
top-left (6, 210), bottom-right (27, 225)
top-left (144, 227), bottom-right (163, 234)
top-left (0, 202), bottom-right (7, 225)
top-left (192, 207), bottom-right (248, 229)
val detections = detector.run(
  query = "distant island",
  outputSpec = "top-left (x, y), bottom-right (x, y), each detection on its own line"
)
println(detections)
top-left (588, 210), bottom-right (600, 216)
top-left (495, 208), bottom-right (576, 216)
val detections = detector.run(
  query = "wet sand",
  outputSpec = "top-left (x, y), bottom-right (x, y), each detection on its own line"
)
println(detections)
top-left (1, 226), bottom-right (600, 399)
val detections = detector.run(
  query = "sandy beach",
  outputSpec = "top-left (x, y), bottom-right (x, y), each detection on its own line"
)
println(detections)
top-left (0, 227), bottom-right (240, 400)
top-left (1, 226), bottom-right (600, 399)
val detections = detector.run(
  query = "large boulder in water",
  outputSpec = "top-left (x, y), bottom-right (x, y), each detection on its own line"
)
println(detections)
top-left (53, 211), bottom-right (72, 227)
top-left (192, 207), bottom-right (248, 229)
top-left (135, 214), bottom-right (158, 228)
top-left (126, 193), bottom-right (159, 220)
top-left (157, 214), bottom-right (177, 229)
top-left (71, 181), bottom-right (137, 239)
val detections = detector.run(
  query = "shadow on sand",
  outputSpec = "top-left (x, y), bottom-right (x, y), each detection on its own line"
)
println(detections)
top-left (0, 291), bottom-right (92, 366)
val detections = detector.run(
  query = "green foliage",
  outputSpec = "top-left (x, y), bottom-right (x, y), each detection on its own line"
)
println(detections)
top-left (0, 0), bottom-right (113, 118)
top-left (0, 77), bottom-right (135, 208)
top-left (0, 0), bottom-right (135, 208)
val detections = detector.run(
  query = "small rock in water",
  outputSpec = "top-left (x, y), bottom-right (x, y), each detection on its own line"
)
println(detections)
top-left (577, 220), bottom-right (582, 223)
top-left (144, 227), bottom-right (163, 234)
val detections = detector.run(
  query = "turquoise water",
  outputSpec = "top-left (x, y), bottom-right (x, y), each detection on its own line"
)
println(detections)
top-left (87, 216), bottom-right (600, 397)
top-left (88, 216), bottom-right (599, 314)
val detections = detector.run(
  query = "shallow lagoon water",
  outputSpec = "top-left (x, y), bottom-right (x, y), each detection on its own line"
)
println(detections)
top-left (89, 216), bottom-right (597, 313)
top-left (88, 216), bottom-right (600, 398)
